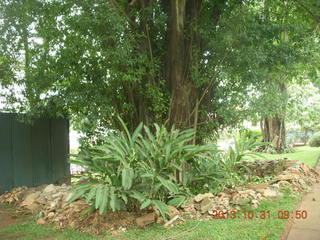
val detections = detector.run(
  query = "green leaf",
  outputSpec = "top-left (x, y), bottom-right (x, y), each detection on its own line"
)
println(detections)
top-left (130, 191), bottom-right (145, 202)
top-left (85, 187), bottom-right (97, 202)
top-left (122, 167), bottom-right (134, 190)
top-left (68, 184), bottom-right (91, 203)
top-left (140, 199), bottom-right (152, 209)
top-left (109, 187), bottom-right (117, 211)
top-left (121, 193), bottom-right (128, 204)
top-left (99, 186), bottom-right (109, 214)
top-left (157, 176), bottom-right (179, 193)
top-left (153, 200), bottom-right (168, 220)
top-left (168, 196), bottom-right (186, 207)
top-left (81, 206), bottom-right (96, 217)
top-left (95, 185), bottom-right (103, 210)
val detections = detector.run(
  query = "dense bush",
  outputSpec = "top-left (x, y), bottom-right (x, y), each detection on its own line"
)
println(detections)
top-left (195, 134), bottom-right (264, 193)
top-left (238, 129), bottom-right (263, 149)
top-left (308, 132), bottom-right (320, 147)
top-left (69, 120), bottom-right (216, 218)
top-left (69, 121), bottom-right (264, 217)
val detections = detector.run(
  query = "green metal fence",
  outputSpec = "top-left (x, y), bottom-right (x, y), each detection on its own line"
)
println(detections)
top-left (0, 113), bottom-right (69, 194)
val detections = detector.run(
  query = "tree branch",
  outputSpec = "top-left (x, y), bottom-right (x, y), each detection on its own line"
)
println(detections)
top-left (109, 0), bottom-right (136, 26)
top-left (293, 0), bottom-right (320, 22)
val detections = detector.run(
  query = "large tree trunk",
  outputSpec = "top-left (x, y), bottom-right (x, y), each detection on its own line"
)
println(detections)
top-left (164, 0), bottom-right (202, 183)
top-left (261, 117), bottom-right (286, 153)
top-left (166, 0), bottom-right (202, 130)
top-left (261, 83), bottom-right (288, 153)
top-left (110, 0), bottom-right (224, 134)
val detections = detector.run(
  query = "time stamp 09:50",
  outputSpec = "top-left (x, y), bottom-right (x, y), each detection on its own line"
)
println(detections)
top-left (211, 210), bottom-right (308, 220)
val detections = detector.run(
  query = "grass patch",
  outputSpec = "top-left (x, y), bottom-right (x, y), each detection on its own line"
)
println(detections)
top-left (0, 203), bottom-right (14, 208)
top-left (261, 146), bottom-right (320, 167)
top-left (0, 219), bottom-right (101, 240)
top-left (0, 221), bottom-right (57, 240)
top-left (119, 191), bottom-right (300, 240)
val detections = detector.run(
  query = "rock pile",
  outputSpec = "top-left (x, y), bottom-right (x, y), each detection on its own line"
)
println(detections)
top-left (0, 159), bottom-right (318, 231)
top-left (0, 184), bottom-right (71, 212)
top-left (0, 183), bottom-right (137, 234)
top-left (0, 186), bottom-right (28, 204)
top-left (179, 189), bottom-right (265, 220)
top-left (241, 159), bottom-right (287, 177)
top-left (179, 159), bottom-right (319, 219)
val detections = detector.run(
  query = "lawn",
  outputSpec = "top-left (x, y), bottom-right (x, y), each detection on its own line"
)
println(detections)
top-left (260, 146), bottom-right (320, 167)
top-left (0, 222), bottom-right (101, 240)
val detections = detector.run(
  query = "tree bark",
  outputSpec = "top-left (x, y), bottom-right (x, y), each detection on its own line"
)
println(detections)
top-left (261, 117), bottom-right (286, 152)
top-left (166, 0), bottom-right (202, 129)
top-left (261, 83), bottom-right (288, 153)
top-left (163, 0), bottom-right (203, 183)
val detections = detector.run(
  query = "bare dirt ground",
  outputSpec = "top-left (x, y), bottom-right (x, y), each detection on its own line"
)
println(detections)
top-left (0, 206), bottom-right (29, 240)
top-left (0, 206), bottom-right (61, 240)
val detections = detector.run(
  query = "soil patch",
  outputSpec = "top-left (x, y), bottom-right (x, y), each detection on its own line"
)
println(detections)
top-left (0, 206), bottom-right (30, 228)
top-left (0, 206), bottom-right (30, 239)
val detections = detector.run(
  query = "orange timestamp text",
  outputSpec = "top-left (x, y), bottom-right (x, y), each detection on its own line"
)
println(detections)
top-left (210, 210), bottom-right (308, 220)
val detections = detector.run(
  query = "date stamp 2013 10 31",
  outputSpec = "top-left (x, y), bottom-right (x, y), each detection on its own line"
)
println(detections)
top-left (210, 209), bottom-right (308, 220)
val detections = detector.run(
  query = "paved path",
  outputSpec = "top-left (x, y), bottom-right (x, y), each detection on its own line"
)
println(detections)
top-left (285, 167), bottom-right (320, 240)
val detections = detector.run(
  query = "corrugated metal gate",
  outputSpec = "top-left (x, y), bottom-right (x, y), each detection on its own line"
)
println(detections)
top-left (0, 113), bottom-right (69, 194)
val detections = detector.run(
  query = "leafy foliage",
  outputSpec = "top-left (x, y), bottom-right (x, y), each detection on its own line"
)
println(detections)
top-left (308, 132), bottom-right (320, 147)
top-left (188, 134), bottom-right (265, 194)
top-left (1, 0), bottom-right (319, 144)
top-left (287, 83), bottom-right (320, 133)
top-left (69, 120), bottom-right (216, 218)
top-left (69, 119), bottom-right (271, 217)
top-left (239, 129), bottom-right (263, 143)
top-left (227, 135), bottom-right (266, 166)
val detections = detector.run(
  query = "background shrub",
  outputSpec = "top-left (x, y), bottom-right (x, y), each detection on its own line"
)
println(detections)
top-left (238, 129), bottom-right (263, 147)
top-left (186, 134), bottom-right (265, 194)
top-left (308, 132), bottom-right (320, 147)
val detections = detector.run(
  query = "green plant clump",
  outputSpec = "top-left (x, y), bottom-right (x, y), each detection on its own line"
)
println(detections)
top-left (308, 132), bottom-right (320, 147)
top-left (69, 119), bottom-right (218, 218)
top-left (69, 120), bottom-right (264, 218)
top-left (239, 129), bottom-right (263, 145)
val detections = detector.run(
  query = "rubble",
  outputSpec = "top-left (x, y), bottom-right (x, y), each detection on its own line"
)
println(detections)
top-left (166, 206), bottom-right (180, 219)
top-left (247, 183), bottom-right (268, 193)
top-left (0, 183), bottom-right (138, 234)
top-left (0, 159), bottom-right (318, 232)
top-left (194, 193), bottom-right (214, 203)
top-left (262, 188), bottom-right (280, 198)
top-left (180, 159), bottom-right (319, 219)
top-left (241, 159), bottom-right (287, 177)
top-left (164, 215), bottom-right (180, 228)
top-left (135, 212), bottom-right (156, 227)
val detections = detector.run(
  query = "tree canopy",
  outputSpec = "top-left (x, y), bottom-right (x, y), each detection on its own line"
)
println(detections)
top-left (0, 0), bottom-right (319, 144)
